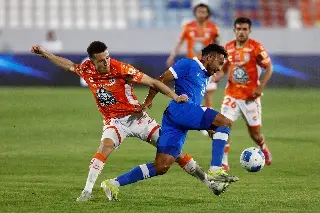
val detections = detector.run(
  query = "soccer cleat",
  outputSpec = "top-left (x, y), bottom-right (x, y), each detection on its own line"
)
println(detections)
top-left (222, 163), bottom-right (230, 171)
top-left (209, 181), bottom-right (229, 196)
top-left (261, 146), bottom-right (272, 165)
top-left (76, 190), bottom-right (92, 202)
top-left (208, 168), bottom-right (239, 183)
top-left (100, 179), bottom-right (119, 201)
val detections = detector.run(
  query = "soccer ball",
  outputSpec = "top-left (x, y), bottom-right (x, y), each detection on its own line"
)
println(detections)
top-left (240, 147), bottom-right (265, 172)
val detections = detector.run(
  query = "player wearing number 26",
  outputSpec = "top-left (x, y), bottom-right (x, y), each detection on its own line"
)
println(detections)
top-left (214, 17), bottom-right (273, 170)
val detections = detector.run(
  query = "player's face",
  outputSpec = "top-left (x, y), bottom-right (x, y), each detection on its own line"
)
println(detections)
top-left (234, 23), bottom-right (251, 42)
top-left (195, 7), bottom-right (209, 22)
top-left (205, 53), bottom-right (225, 75)
top-left (92, 51), bottom-right (110, 74)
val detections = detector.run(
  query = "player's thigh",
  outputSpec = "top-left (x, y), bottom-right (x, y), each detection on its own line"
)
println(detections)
top-left (238, 98), bottom-right (262, 127)
top-left (157, 116), bottom-right (188, 159)
top-left (101, 120), bottom-right (128, 149)
top-left (220, 95), bottom-right (241, 122)
top-left (166, 102), bottom-right (218, 130)
top-left (129, 112), bottom-right (160, 147)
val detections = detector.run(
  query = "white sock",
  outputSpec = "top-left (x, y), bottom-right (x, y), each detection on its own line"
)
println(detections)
top-left (83, 158), bottom-right (105, 193)
top-left (109, 178), bottom-right (120, 187)
top-left (183, 159), bottom-right (211, 187)
top-left (209, 166), bottom-right (221, 173)
top-left (222, 153), bottom-right (228, 165)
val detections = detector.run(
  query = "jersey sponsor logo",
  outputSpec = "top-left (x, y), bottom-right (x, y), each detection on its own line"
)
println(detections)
top-left (96, 88), bottom-right (117, 106)
top-left (232, 67), bottom-right (250, 83)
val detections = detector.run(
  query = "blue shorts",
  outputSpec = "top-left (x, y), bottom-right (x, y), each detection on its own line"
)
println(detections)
top-left (157, 101), bottom-right (219, 158)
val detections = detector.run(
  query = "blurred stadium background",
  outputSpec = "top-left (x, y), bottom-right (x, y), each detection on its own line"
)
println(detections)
top-left (0, 0), bottom-right (319, 87)
top-left (1, 1), bottom-right (320, 213)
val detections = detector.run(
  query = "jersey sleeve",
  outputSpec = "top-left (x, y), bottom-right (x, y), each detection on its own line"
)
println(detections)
top-left (179, 25), bottom-right (188, 42)
top-left (169, 58), bottom-right (191, 79)
top-left (120, 63), bottom-right (144, 83)
top-left (73, 60), bottom-right (91, 77)
top-left (254, 43), bottom-right (271, 68)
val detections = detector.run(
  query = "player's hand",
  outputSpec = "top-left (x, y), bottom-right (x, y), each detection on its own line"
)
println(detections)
top-left (166, 56), bottom-right (175, 68)
top-left (174, 94), bottom-right (188, 103)
top-left (135, 102), bottom-right (153, 112)
top-left (30, 45), bottom-right (48, 57)
top-left (252, 85), bottom-right (264, 98)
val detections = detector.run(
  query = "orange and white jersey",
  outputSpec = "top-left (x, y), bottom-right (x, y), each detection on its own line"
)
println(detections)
top-left (224, 39), bottom-right (272, 100)
top-left (74, 58), bottom-right (144, 121)
top-left (180, 20), bottom-right (220, 59)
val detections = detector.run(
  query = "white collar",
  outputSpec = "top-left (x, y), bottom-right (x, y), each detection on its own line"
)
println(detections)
top-left (193, 57), bottom-right (206, 71)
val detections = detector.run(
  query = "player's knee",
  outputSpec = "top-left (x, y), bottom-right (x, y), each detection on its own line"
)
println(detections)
top-left (154, 163), bottom-right (171, 175)
top-left (212, 113), bottom-right (233, 128)
top-left (98, 138), bottom-right (115, 156)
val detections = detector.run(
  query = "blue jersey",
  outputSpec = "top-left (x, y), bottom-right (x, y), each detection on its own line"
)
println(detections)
top-left (169, 57), bottom-right (210, 105)
top-left (158, 57), bottom-right (219, 158)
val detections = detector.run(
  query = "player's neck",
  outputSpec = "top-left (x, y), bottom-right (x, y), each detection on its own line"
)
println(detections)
top-left (196, 20), bottom-right (206, 27)
top-left (236, 39), bottom-right (249, 48)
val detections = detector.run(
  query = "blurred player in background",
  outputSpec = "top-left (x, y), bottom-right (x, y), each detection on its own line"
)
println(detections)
top-left (30, 41), bottom-right (222, 201)
top-left (214, 17), bottom-right (273, 170)
top-left (166, 3), bottom-right (220, 136)
top-left (101, 44), bottom-right (239, 201)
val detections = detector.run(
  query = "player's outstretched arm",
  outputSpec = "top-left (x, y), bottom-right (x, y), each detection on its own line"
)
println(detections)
top-left (166, 40), bottom-right (184, 68)
top-left (140, 73), bottom-right (187, 104)
top-left (142, 70), bottom-right (176, 108)
top-left (30, 45), bottom-right (75, 72)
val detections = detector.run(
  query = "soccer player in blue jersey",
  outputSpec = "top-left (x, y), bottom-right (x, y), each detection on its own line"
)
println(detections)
top-left (100, 44), bottom-right (239, 200)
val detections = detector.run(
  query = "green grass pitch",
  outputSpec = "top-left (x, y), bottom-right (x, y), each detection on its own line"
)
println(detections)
top-left (1, 87), bottom-right (319, 213)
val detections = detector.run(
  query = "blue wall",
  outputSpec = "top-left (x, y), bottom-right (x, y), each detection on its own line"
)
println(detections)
top-left (0, 54), bottom-right (319, 87)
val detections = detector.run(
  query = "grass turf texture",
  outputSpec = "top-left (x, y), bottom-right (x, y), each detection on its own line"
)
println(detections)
top-left (1, 87), bottom-right (319, 213)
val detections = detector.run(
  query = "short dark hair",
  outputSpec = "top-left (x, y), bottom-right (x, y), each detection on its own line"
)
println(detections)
top-left (234, 17), bottom-right (252, 28)
top-left (202, 44), bottom-right (227, 58)
top-left (87, 41), bottom-right (107, 58)
top-left (193, 3), bottom-right (212, 19)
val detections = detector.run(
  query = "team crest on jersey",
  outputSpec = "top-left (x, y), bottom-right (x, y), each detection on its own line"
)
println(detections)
top-left (96, 88), bottom-right (116, 106)
top-left (106, 78), bottom-right (116, 86)
top-left (244, 53), bottom-right (250, 62)
top-left (232, 67), bottom-right (249, 83)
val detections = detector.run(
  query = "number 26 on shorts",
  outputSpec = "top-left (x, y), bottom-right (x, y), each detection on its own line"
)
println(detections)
top-left (223, 97), bottom-right (236, 108)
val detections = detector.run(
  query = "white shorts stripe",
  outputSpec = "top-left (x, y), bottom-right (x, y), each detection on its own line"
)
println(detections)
top-left (139, 164), bottom-right (150, 179)
top-left (213, 132), bottom-right (229, 141)
top-left (169, 67), bottom-right (178, 79)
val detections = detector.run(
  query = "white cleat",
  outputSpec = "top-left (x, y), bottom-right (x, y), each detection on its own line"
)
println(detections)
top-left (76, 190), bottom-right (92, 202)
top-left (209, 181), bottom-right (229, 196)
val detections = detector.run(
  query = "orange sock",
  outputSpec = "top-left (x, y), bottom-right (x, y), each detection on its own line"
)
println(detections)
top-left (93, 152), bottom-right (107, 163)
top-left (178, 154), bottom-right (193, 168)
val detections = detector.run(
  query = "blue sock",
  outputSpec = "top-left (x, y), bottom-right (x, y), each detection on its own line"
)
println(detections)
top-left (211, 126), bottom-right (230, 167)
top-left (116, 163), bottom-right (157, 186)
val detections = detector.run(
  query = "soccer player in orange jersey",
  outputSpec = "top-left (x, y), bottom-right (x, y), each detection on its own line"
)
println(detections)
top-left (166, 3), bottom-right (220, 128)
top-left (31, 41), bottom-right (221, 201)
top-left (214, 18), bottom-right (273, 170)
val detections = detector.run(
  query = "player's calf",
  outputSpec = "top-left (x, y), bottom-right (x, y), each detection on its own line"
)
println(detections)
top-left (77, 138), bottom-right (115, 201)
top-left (248, 127), bottom-right (272, 165)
